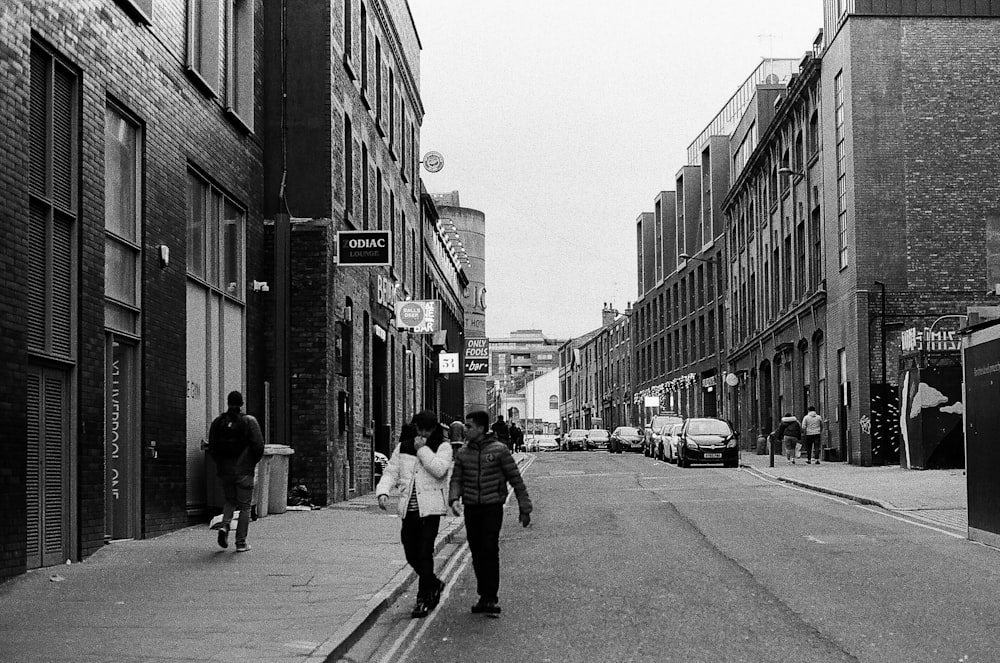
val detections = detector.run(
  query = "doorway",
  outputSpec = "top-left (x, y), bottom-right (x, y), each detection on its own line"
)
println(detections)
top-left (372, 331), bottom-right (389, 456)
top-left (105, 336), bottom-right (140, 540)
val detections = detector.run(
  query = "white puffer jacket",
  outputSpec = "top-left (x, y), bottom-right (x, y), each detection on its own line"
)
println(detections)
top-left (375, 442), bottom-right (453, 518)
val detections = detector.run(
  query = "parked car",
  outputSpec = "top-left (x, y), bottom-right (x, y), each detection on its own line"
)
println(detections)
top-left (676, 418), bottom-right (738, 468)
top-left (659, 422), bottom-right (684, 463)
top-left (586, 429), bottom-right (610, 450)
top-left (610, 426), bottom-right (644, 453)
top-left (644, 414), bottom-right (683, 455)
top-left (564, 429), bottom-right (589, 451)
top-left (535, 435), bottom-right (560, 452)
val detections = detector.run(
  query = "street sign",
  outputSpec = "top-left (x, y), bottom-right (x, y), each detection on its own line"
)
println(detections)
top-left (337, 230), bottom-right (391, 266)
top-left (644, 396), bottom-right (660, 408)
top-left (394, 299), bottom-right (441, 334)
top-left (463, 337), bottom-right (489, 375)
top-left (438, 352), bottom-right (460, 374)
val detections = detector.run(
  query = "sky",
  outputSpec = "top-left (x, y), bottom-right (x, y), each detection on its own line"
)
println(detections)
top-left (408, 1), bottom-right (824, 340)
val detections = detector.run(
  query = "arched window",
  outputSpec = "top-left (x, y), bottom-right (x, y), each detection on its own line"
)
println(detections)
top-left (549, 395), bottom-right (558, 409)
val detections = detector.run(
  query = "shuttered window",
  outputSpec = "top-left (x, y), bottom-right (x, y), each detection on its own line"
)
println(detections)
top-left (29, 42), bottom-right (77, 360)
top-left (26, 368), bottom-right (69, 569)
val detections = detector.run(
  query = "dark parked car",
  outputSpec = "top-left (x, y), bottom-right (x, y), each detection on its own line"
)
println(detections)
top-left (586, 429), bottom-right (610, 450)
top-left (564, 429), bottom-right (589, 451)
top-left (676, 418), bottom-right (738, 468)
top-left (610, 426), bottom-right (644, 453)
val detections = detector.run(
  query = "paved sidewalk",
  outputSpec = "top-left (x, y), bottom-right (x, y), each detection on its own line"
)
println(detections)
top-left (739, 451), bottom-right (968, 532)
top-left (0, 495), bottom-right (461, 663)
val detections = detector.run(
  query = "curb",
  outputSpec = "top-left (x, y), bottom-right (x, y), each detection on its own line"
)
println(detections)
top-left (312, 453), bottom-right (533, 662)
top-left (740, 463), bottom-right (893, 509)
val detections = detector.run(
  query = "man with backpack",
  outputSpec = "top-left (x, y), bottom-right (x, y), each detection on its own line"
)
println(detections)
top-left (208, 391), bottom-right (265, 552)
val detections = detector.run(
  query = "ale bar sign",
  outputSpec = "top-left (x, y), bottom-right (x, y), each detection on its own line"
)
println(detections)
top-left (337, 230), bottom-right (391, 266)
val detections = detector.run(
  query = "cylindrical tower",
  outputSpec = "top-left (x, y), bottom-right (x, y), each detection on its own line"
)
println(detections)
top-left (433, 192), bottom-right (487, 413)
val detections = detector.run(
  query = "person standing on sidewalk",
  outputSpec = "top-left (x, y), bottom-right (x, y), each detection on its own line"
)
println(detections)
top-left (774, 413), bottom-right (802, 464)
top-left (376, 411), bottom-right (453, 619)
top-left (207, 391), bottom-right (265, 552)
top-left (801, 406), bottom-right (823, 465)
top-left (449, 410), bottom-right (532, 616)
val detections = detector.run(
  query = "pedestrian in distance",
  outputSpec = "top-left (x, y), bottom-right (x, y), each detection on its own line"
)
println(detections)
top-left (207, 391), bottom-right (265, 552)
top-left (448, 420), bottom-right (466, 453)
top-left (449, 410), bottom-right (532, 617)
top-left (491, 415), bottom-right (511, 449)
top-left (376, 410), bottom-right (454, 619)
top-left (774, 412), bottom-right (802, 464)
top-left (802, 406), bottom-right (823, 464)
top-left (509, 422), bottom-right (524, 453)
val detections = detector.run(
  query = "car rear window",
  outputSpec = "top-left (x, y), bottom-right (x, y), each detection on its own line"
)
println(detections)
top-left (617, 427), bottom-right (639, 435)
top-left (588, 430), bottom-right (609, 438)
top-left (687, 419), bottom-right (732, 436)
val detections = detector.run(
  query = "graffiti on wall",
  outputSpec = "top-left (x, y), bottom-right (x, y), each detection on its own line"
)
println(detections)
top-left (870, 384), bottom-right (901, 465)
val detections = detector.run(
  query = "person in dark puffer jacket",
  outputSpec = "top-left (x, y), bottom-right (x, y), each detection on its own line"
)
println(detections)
top-left (775, 412), bottom-right (802, 464)
top-left (449, 410), bottom-right (532, 616)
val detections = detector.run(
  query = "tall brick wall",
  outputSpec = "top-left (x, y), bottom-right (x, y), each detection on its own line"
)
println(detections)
top-left (0, 2), bottom-right (31, 582)
top-left (1, 0), bottom-right (265, 579)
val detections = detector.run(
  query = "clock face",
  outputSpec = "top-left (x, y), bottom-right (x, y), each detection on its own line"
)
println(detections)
top-left (422, 151), bottom-right (444, 173)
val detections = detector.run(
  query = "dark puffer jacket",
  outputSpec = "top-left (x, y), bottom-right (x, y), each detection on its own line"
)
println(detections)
top-left (449, 433), bottom-right (532, 514)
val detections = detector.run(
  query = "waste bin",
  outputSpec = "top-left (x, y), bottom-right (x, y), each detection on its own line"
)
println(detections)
top-left (253, 444), bottom-right (294, 517)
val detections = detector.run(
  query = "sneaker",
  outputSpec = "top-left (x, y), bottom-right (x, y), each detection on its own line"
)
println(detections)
top-left (806, 460), bottom-right (811, 464)
top-left (471, 600), bottom-right (501, 615)
top-left (217, 529), bottom-right (229, 549)
top-left (235, 542), bottom-right (251, 552)
top-left (411, 599), bottom-right (430, 618)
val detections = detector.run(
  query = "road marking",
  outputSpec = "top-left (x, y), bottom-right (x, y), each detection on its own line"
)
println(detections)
top-left (743, 469), bottom-right (853, 505)
top-left (377, 545), bottom-right (471, 663)
top-left (855, 504), bottom-right (965, 539)
top-left (805, 535), bottom-right (827, 544)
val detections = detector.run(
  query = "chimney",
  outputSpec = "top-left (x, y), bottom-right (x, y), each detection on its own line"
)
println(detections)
top-left (602, 302), bottom-right (616, 328)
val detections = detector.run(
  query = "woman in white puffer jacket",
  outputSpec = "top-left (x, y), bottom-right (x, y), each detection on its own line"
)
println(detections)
top-left (376, 411), bottom-right (453, 618)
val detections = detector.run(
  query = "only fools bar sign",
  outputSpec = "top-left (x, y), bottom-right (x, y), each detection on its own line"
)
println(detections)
top-left (464, 337), bottom-right (489, 375)
top-left (337, 230), bottom-right (391, 266)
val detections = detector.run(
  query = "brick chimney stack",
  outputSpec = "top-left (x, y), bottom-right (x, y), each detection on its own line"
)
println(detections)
top-left (602, 302), bottom-right (616, 327)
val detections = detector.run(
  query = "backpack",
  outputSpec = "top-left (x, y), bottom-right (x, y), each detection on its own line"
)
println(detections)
top-left (211, 411), bottom-right (249, 459)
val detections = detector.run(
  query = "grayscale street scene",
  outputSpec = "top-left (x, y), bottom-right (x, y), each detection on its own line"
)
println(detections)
top-left (2, 1), bottom-right (1000, 662)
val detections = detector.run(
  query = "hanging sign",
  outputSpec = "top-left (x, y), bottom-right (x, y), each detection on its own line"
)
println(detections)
top-left (337, 230), bottom-right (391, 266)
top-left (439, 353), bottom-right (460, 374)
top-left (394, 299), bottom-right (441, 334)
top-left (464, 337), bottom-right (489, 375)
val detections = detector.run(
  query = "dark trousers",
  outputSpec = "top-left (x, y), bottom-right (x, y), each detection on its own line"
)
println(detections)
top-left (220, 474), bottom-right (254, 545)
top-left (802, 434), bottom-right (821, 460)
top-left (401, 511), bottom-right (441, 599)
top-left (464, 504), bottom-right (504, 603)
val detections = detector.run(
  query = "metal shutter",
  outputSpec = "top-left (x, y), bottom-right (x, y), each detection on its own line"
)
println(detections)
top-left (25, 368), bottom-right (68, 569)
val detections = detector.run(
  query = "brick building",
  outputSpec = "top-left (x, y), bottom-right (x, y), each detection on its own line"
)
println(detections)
top-left (629, 2), bottom-right (1000, 466)
top-left (632, 60), bottom-right (798, 426)
top-left (0, 0), bottom-right (265, 580)
top-left (261, 0), bottom-right (455, 502)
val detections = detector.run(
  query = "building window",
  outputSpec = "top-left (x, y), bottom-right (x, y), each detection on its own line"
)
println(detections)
top-left (549, 395), bottom-right (558, 409)
top-left (361, 142), bottom-right (369, 229)
top-left (808, 110), bottom-right (819, 156)
top-left (186, 171), bottom-right (245, 301)
top-left (343, 0), bottom-right (353, 62)
top-left (186, 0), bottom-right (221, 94)
top-left (28, 42), bottom-right (77, 360)
top-left (811, 192), bottom-right (822, 290)
top-left (115, 0), bottom-right (153, 24)
top-left (105, 104), bottom-right (143, 336)
top-left (344, 114), bottom-right (353, 215)
top-left (225, 0), bottom-right (254, 130)
top-left (360, 2), bottom-right (368, 99)
top-left (834, 71), bottom-right (848, 269)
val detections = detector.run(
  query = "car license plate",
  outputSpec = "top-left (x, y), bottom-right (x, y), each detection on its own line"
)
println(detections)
top-left (705, 453), bottom-right (722, 459)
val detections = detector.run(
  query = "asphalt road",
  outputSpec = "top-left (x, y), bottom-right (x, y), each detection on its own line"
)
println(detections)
top-left (343, 451), bottom-right (1000, 663)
